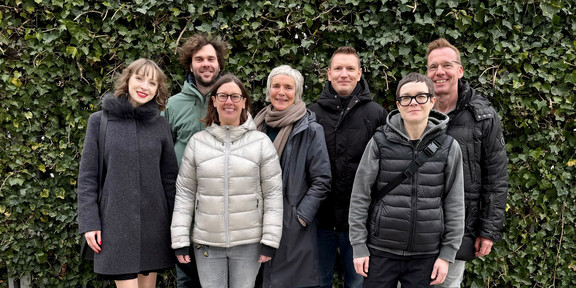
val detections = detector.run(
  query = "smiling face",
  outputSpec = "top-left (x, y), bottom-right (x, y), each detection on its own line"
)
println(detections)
top-left (327, 53), bottom-right (362, 97)
top-left (269, 75), bottom-right (296, 111)
top-left (213, 82), bottom-right (246, 126)
top-left (191, 44), bottom-right (220, 88)
top-left (397, 81), bottom-right (436, 125)
top-left (427, 47), bottom-right (463, 98)
top-left (127, 70), bottom-right (158, 107)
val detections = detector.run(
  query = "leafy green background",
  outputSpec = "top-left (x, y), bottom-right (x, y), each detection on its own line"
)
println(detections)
top-left (1, 0), bottom-right (575, 287)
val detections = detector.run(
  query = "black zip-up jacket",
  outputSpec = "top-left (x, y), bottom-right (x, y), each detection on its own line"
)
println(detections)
top-left (449, 80), bottom-right (508, 260)
top-left (309, 78), bottom-right (387, 231)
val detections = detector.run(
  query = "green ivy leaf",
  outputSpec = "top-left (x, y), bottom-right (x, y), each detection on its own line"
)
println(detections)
top-left (540, 2), bottom-right (561, 20)
top-left (66, 46), bottom-right (78, 58)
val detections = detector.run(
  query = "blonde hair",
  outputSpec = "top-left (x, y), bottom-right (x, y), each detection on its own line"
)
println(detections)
top-left (426, 38), bottom-right (461, 63)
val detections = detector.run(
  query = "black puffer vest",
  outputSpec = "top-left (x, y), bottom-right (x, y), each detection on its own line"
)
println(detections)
top-left (367, 112), bottom-right (454, 253)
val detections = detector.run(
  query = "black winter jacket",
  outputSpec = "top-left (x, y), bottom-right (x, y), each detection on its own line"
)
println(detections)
top-left (309, 78), bottom-right (387, 231)
top-left (449, 80), bottom-right (508, 260)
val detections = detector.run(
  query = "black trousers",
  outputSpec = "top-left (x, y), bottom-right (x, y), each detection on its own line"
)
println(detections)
top-left (363, 250), bottom-right (436, 288)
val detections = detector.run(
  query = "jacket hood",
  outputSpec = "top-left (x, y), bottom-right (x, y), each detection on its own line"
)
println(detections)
top-left (181, 78), bottom-right (207, 102)
top-left (385, 109), bottom-right (449, 143)
top-left (316, 76), bottom-right (372, 110)
top-left (205, 114), bottom-right (257, 143)
top-left (101, 92), bottom-right (160, 122)
top-left (456, 80), bottom-right (493, 121)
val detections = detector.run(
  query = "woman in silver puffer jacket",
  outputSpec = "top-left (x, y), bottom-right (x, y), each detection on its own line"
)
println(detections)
top-left (171, 74), bottom-right (283, 288)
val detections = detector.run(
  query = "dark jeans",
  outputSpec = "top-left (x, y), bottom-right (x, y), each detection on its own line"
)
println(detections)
top-left (363, 250), bottom-right (436, 288)
top-left (317, 229), bottom-right (363, 288)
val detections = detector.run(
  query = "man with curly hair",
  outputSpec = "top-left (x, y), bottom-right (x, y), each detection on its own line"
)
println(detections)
top-left (162, 33), bottom-right (229, 288)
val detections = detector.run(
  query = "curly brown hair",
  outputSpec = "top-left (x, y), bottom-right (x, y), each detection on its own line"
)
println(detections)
top-left (113, 58), bottom-right (169, 111)
top-left (178, 34), bottom-right (229, 75)
top-left (201, 74), bottom-right (252, 127)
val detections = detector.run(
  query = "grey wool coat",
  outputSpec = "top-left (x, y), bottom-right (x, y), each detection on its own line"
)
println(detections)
top-left (77, 93), bottom-right (179, 275)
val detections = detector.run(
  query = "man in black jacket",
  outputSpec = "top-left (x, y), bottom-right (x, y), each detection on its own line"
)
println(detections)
top-left (426, 38), bottom-right (508, 287)
top-left (309, 46), bottom-right (387, 288)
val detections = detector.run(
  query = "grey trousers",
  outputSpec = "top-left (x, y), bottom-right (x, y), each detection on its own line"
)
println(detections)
top-left (194, 242), bottom-right (261, 288)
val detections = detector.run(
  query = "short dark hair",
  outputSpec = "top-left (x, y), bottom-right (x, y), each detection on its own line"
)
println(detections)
top-left (396, 72), bottom-right (435, 98)
top-left (178, 34), bottom-right (229, 75)
top-left (329, 46), bottom-right (361, 68)
top-left (113, 58), bottom-right (169, 111)
top-left (201, 74), bottom-right (252, 127)
top-left (426, 38), bottom-right (461, 63)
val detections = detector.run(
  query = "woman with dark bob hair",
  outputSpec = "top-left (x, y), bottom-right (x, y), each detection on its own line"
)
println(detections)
top-left (171, 74), bottom-right (283, 288)
top-left (77, 58), bottom-right (179, 287)
top-left (254, 65), bottom-right (331, 287)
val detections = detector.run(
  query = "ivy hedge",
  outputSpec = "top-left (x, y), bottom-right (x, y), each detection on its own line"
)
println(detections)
top-left (1, 0), bottom-right (575, 287)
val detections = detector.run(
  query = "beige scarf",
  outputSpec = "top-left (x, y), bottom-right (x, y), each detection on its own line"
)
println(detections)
top-left (254, 101), bottom-right (307, 157)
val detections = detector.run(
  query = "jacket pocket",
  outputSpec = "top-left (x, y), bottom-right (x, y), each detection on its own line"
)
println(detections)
top-left (369, 204), bottom-right (383, 237)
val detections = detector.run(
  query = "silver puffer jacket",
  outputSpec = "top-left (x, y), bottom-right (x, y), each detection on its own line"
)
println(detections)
top-left (171, 116), bottom-right (283, 250)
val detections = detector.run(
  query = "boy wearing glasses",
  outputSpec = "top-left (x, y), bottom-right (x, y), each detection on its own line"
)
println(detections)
top-left (348, 73), bottom-right (464, 287)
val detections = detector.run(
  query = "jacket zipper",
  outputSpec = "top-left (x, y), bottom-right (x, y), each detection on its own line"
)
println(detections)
top-left (224, 127), bottom-right (230, 247)
top-left (334, 97), bottom-right (359, 131)
top-left (407, 148), bottom-right (418, 252)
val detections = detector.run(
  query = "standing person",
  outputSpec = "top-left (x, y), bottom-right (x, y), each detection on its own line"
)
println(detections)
top-left (162, 33), bottom-right (229, 166)
top-left (171, 74), bottom-right (283, 288)
top-left (161, 34), bottom-right (229, 287)
top-left (426, 38), bottom-right (508, 287)
top-left (77, 58), bottom-right (179, 288)
top-left (254, 65), bottom-right (331, 287)
top-left (349, 72), bottom-right (465, 287)
top-left (309, 46), bottom-right (387, 288)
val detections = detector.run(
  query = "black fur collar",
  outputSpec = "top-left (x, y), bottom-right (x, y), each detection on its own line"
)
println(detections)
top-left (101, 92), bottom-right (159, 121)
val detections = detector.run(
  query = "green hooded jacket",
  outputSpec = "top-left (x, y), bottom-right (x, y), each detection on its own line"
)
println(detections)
top-left (161, 79), bottom-right (209, 166)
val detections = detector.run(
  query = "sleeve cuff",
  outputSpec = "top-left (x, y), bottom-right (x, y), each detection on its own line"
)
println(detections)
top-left (352, 243), bottom-right (370, 258)
top-left (261, 244), bottom-right (277, 257)
top-left (175, 247), bottom-right (189, 256)
top-left (438, 246), bottom-right (458, 263)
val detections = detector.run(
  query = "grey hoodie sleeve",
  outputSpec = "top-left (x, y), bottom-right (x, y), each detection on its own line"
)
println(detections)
top-left (349, 138), bottom-right (380, 259)
top-left (439, 139), bottom-right (465, 263)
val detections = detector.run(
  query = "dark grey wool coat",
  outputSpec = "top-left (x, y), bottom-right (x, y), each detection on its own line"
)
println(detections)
top-left (77, 94), bottom-right (178, 275)
top-left (260, 110), bottom-right (331, 288)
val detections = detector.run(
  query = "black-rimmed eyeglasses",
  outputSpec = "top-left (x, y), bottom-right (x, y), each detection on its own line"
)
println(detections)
top-left (215, 93), bottom-right (243, 103)
top-left (397, 93), bottom-right (432, 106)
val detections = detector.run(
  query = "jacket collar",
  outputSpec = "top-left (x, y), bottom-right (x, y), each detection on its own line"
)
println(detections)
top-left (101, 92), bottom-right (159, 122)
top-left (456, 79), bottom-right (494, 121)
top-left (385, 109), bottom-right (449, 145)
top-left (316, 76), bottom-right (373, 111)
top-left (206, 114), bottom-right (257, 143)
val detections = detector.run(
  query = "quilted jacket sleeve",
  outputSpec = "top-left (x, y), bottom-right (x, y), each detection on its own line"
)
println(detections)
top-left (170, 136), bottom-right (198, 250)
top-left (479, 109), bottom-right (508, 242)
top-left (259, 137), bottom-right (284, 249)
